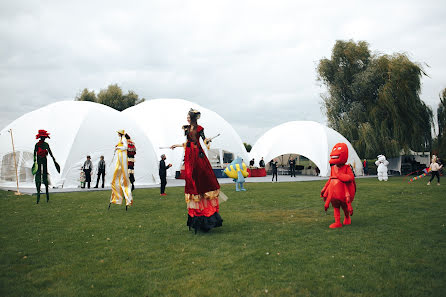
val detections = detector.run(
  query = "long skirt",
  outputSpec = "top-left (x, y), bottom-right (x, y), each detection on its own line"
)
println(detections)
top-left (110, 149), bottom-right (133, 206)
top-left (184, 142), bottom-right (223, 232)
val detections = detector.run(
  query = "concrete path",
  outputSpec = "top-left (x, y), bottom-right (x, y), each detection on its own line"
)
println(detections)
top-left (1, 175), bottom-right (377, 195)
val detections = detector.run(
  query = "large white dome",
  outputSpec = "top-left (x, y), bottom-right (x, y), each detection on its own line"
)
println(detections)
top-left (0, 101), bottom-right (160, 188)
top-left (123, 99), bottom-right (249, 177)
top-left (249, 121), bottom-right (363, 176)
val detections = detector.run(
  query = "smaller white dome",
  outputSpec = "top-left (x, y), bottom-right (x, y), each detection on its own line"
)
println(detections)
top-left (249, 121), bottom-right (363, 176)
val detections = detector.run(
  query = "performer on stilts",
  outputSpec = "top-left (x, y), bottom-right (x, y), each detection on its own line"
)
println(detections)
top-left (33, 130), bottom-right (60, 204)
top-left (109, 130), bottom-right (133, 210)
top-left (125, 133), bottom-right (136, 191)
top-left (170, 108), bottom-right (225, 233)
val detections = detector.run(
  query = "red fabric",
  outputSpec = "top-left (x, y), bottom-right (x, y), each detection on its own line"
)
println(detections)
top-left (188, 203), bottom-right (219, 217)
top-left (36, 141), bottom-right (48, 157)
top-left (127, 141), bottom-right (136, 157)
top-left (184, 125), bottom-right (220, 195)
top-left (247, 168), bottom-right (266, 177)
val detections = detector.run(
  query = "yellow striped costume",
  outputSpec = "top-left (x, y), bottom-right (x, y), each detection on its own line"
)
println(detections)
top-left (110, 135), bottom-right (133, 206)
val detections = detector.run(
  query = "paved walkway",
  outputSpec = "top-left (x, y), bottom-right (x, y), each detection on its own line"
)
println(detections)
top-left (1, 175), bottom-right (377, 195)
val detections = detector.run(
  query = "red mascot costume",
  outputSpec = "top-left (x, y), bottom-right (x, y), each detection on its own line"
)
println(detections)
top-left (321, 143), bottom-right (356, 228)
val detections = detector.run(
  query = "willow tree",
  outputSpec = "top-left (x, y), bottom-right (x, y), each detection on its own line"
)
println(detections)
top-left (317, 40), bottom-right (433, 158)
top-left (435, 88), bottom-right (446, 155)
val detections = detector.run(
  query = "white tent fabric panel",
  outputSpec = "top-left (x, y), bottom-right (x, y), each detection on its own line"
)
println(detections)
top-left (123, 99), bottom-right (249, 177)
top-left (0, 101), bottom-right (160, 188)
top-left (249, 121), bottom-right (363, 177)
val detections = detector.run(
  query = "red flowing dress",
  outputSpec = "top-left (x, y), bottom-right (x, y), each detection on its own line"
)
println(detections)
top-left (183, 125), bottom-right (223, 232)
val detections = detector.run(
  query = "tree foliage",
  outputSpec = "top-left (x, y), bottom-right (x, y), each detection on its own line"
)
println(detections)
top-left (75, 84), bottom-right (145, 111)
top-left (243, 142), bottom-right (252, 152)
top-left (317, 40), bottom-right (433, 158)
top-left (75, 88), bottom-right (97, 102)
top-left (433, 88), bottom-right (446, 155)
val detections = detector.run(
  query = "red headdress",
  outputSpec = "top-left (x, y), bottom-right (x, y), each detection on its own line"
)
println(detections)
top-left (36, 129), bottom-right (50, 139)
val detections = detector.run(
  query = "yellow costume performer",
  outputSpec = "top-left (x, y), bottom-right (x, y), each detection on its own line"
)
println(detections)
top-left (110, 130), bottom-right (133, 208)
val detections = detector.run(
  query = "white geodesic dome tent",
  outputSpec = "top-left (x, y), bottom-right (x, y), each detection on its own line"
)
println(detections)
top-left (0, 101), bottom-right (160, 188)
top-left (249, 121), bottom-right (363, 177)
top-left (123, 99), bottom-right (249, 177)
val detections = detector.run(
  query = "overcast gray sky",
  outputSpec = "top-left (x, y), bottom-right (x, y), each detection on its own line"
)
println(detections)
top-left (1, 0), bottom-right (445, 144)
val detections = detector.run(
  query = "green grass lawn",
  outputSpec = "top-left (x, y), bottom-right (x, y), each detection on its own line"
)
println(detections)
top-left (1, 177), bottom-right (445, 297)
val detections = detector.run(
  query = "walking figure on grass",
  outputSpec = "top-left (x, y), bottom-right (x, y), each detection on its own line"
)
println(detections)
top-left (32, 130), bottom-right (60, 204)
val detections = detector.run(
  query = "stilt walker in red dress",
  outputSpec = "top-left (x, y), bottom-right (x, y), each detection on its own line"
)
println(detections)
top-left (171, 109), bottom-right (224, 233)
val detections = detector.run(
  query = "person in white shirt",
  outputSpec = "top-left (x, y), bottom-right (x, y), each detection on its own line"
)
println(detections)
top-left (82, 155), bottom-right (93, 189)
top-left (427, 155), bottom-right (443, 186)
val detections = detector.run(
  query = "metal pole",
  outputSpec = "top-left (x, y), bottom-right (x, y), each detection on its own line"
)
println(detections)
top-left (9, 129), bottom-right (22, 195)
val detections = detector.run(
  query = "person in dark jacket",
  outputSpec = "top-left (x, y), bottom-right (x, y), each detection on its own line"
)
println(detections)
top-left (270, 159), bottom-right (278, 182)
top-left (159, 154), bottom-right (172, 196)
top-left (94, 155), bottom-right (106, 188)
top-left (259, 157), bottom-right (265, 168)
top-left (289, 157), bottom-right (296, 177)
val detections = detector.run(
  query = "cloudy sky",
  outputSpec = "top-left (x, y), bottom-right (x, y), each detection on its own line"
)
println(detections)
top-left (1, 0), bottom-right (445, 144)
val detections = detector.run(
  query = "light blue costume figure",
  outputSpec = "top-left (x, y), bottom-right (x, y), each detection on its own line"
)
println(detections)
top-left (224, 157), bottom-right (249, 191)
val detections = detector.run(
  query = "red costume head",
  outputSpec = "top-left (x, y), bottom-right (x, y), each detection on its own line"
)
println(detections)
top-left (36, 129), bottom-right (50, 139)
top-left (329, 143), bottom-right (348, 165)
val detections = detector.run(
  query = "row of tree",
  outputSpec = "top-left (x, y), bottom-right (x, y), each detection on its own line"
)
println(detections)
top-left (75, 84), bottom-right (145, 111)
top-left (317, 40), bottom-right (445, 158)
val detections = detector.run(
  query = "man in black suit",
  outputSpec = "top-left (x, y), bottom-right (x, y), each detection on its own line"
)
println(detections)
top-left (159, 154), bottom-right (172, 196)
top-left (289, 158), bottom-right (296, 177)
top-left (94, 155), bottom-right (106, 188)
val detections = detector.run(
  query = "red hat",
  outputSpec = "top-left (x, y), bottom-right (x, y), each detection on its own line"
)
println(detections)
top-left (36, 129), bottom-right (50, 139)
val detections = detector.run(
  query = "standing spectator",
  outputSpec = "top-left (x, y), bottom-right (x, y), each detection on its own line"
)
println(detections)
top-left (126, 134), bottom-right (136, 191)
top-left (270, 159), bottom-right (278, 182)
top-left (259, 157), bottom-right (265, 168)
top-left (289, 157), bottom-right (296, 177)
top-left (159, 154), bottom-right (172, 196)
top-left (82, 155), bottom-right (93, 189)
top-left (363, 159), bottom-right (368, 176)
top-left (94, 156), bottom-right (106, 188)
top-left (427, 155), bottom-right (443, 186)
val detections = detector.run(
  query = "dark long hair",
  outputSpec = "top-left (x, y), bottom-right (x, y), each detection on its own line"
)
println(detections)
top-left (188, 108), bottom-right (200, 124)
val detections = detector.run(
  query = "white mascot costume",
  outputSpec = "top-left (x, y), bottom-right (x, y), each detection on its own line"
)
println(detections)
top-left (375, 155), bottom-right (389, 181)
